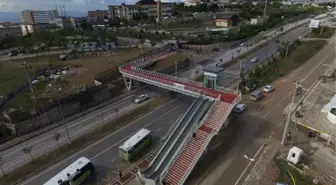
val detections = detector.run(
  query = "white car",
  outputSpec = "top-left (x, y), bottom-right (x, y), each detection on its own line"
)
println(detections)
top-left (134, 94), bottom-right (149, 104)
top-left (233, 104), bottom-right (247, 113)
top-left (263, 85), bottom-right (275, 93)
top-left (250, 57), bottom-right (259, 63)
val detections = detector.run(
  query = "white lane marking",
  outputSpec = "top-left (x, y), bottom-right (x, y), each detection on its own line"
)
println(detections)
top-left (21, 98), bottom-right (188, 184)
top-left (283, 92), bottom-right (292, 100)
top-left (263, 113), bottom-right (269, 118)
top-left (242, 145), bottom-right (269, 183)
top-left (91, 104), bottom-right (185, 160)
top-left (156, 127), bottom-right (163, 132)
top-left (234, 144), bottom-right (265, 185)
top-left (301, 50), bottom-right (334, 82)
top-left (262, 97), bottom-right (274, 105)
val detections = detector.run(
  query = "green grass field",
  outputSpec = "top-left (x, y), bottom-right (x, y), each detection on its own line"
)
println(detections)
top-left (0, 48), bottom-right (146, 110)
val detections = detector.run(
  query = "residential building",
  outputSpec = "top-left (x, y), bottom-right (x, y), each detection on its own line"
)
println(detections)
top-left (87, 10), bottom-right (108, 22)
top-left (184, 0), bottom-right (202, 6)
top-left (215, 18), bottom-right (231, 27)
top-left (0, 23), bottom-right (21, 37)
top-left (69, 17), bottom-right (87, 29)
top-left (21, 23), bottom-right (57, 36)
top-left (20, 10), bottom-right (59, 24)
top-left (53, 17), bottom-right (72, 29)
top-left (108, 0), bottom-right (173, 20)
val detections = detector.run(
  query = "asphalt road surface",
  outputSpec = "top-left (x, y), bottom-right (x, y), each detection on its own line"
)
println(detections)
top-left (0, 89), bottom-right (158, 173)
top-left (15, 13), bottom-right (330, 185)
top-left (21, 95), bottom-right (194, 185)
top-left (191, 36), bottom-right (336, 185)
top-left (226, 26), bottom-right (310, 72)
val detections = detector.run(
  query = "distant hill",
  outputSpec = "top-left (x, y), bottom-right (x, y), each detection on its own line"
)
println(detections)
top-left (0, 12), bottom-right (20, 23)
top-left (0, 11), bottom-right (87, 23)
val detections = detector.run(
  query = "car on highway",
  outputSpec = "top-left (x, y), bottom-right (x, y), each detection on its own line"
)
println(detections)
top-left (134, 94), bottom-right (150, 104)
top-left (263, 85), bottom-right (275, 93)
top-left (250, 57), bottom-right (259, 63)
top-left (233, 103), bottom-right (247, 113)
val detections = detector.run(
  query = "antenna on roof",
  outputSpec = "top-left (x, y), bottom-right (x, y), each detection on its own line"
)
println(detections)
top-left (59, 4), bottom-right (63, 16)
top-left (54, 0), bottom-right (58, 12)
top-left (63, 5), bottom-right (67, 17)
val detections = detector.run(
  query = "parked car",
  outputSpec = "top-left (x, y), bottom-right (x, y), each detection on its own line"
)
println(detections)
top-left (250, 57), bottom-right (259, 63)
top-left (134, 94), bottom-right (149, 104)
top-left (263, 85), bottom-right (275, 93)
top-left (233, 103), bottom-right (247, 113)
top-left (250, 90), bottom-right (263, 101)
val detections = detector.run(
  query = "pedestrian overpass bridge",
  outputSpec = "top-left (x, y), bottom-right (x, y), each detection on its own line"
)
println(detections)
top-left (119, 45), bottom-right (240, 185)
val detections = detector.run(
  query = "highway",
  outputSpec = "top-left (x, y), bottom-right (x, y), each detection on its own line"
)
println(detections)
top-left (15, 13), bottom-right (331, 185)
top-left (190, 36), bottom-right (336, 185)
top-left (21, 95), bottom-right (194, 185)
top-left (0, 89), bottom-right (158, 172)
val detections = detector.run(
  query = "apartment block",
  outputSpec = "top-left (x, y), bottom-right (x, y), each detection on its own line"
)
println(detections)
top-left (108, 0), bottom-right (173, 20)
top-left (0, 23), bottom-right (21, 37)
top-left (87, 10), bottom-right (108, 22)
top-left (20, 10), bottom-right (59, 24)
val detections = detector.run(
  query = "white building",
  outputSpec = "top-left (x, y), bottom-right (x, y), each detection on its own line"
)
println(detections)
top-left (20, 10), bottom-right (59, 24)
top-left (108, 0), bottom-right (173, 20)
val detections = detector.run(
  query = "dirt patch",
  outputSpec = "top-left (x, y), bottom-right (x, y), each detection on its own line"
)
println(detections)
top-left (260, 160), bottom-right (279, 185)
top-left (152, 53), bottom-right (186, 71)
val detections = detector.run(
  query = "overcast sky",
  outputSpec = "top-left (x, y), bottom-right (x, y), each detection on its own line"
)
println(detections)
top-left (0, 0), bottom-right (160, 12)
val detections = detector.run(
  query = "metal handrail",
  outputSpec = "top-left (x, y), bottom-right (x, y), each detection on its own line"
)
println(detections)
top-left (143, 98), bottom-right (198, 173)
top-left (179, 129), bottom-right (215, 185)
top-left (152, 98), bottom-right (204, 175)
top-left (159, 95), bottom-right (217, 182)
top-left (158, 94), bottom-right (205, 182)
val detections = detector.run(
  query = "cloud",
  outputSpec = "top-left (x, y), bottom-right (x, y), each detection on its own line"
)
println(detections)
top-left (100, 0), bottom-right (105, 4)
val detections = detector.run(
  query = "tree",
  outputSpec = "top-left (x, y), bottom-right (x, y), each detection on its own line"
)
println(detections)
top-left (0, 156), bottom-right (6, 176)
top-left (22, 147), bottom-right (35, 163)
top-left (54, 133), bottom-right (61, 148)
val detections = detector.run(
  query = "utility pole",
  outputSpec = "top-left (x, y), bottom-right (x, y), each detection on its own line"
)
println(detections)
top-left (263, 0), bottom-right (268, 18)
top-left (320, 25), bottom-right (324, 35)
top-left (281, 82), bottom-right (298, 146)
top-left (21, 62), bottom-right (49, 132)
top-left (48, 84), bottom-right (71, 143)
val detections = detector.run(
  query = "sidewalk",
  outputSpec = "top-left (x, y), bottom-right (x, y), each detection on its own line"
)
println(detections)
top-left (242, 142), bottom-right (281, 185)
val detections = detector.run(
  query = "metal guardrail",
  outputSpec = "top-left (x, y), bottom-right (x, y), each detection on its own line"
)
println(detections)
top-left (120, 70), bottom-right (204, 99)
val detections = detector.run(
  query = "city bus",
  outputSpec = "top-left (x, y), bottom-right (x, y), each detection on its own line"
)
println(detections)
top-left (119, 128), bottom-right (152, 161)
top-left (44, 157), bottom-right (95, 185)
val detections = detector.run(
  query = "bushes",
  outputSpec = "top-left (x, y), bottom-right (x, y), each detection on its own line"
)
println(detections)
top-left (245, 40), bottom-right (327, 87)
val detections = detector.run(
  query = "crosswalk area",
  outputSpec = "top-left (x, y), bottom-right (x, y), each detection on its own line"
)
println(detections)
top-left (222, 69), bottom-right (240, 77)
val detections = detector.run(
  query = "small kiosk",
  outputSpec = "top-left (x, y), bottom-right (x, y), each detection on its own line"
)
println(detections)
top-left (203, 66), bottom-right (221, 89)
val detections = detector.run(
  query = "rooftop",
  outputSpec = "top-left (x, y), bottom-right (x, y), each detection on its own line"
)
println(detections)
top-left (119, 128), bottom-right (151, 151)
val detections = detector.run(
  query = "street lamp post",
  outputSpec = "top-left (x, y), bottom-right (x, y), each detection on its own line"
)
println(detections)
top-left (21, 62), bottom-right (49, 131)
top-left (48, 84), bottom-right (71, 143)
top-left (281, 82), bottom-right (299, 146)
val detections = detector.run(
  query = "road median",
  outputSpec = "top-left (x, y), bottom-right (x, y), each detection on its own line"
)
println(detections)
top-left (244, 40), bottom-right (328, 88)
top-left (0, 95), bottom-right (171, 185)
